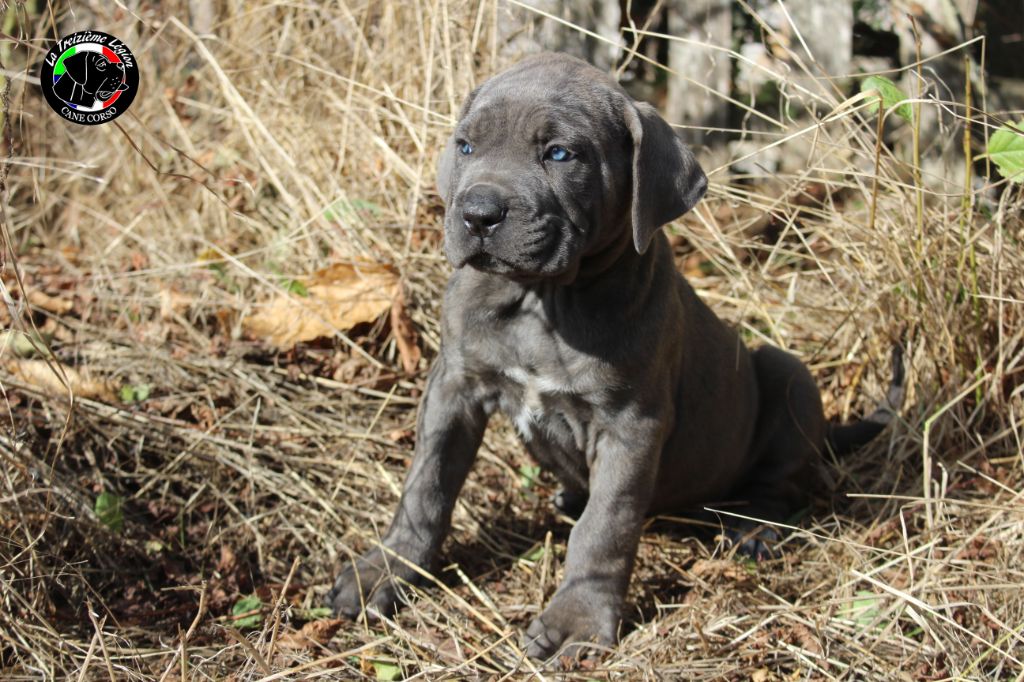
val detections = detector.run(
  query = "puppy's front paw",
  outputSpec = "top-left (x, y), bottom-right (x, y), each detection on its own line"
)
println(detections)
top-left (523, 588), bottom-right (620, 661)
top-left (327, 548), bottom-right (408, 619)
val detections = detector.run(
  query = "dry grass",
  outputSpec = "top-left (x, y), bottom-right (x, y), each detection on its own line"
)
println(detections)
top-left (1, 1), bottom-right (1022, 679)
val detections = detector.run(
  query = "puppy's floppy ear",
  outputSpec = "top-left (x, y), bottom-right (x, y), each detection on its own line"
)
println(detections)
top-left (62, 53), bottom-right (88, 84)
top-left (436, 138), bottom-right (455, 203)
top-left (436, 86), bottom-right (482, 204)
top-left (624, 100), bottom-right (708, 254)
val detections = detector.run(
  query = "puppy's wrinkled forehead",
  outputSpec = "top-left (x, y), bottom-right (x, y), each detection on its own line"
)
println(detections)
top-left (459, 57), bottom-right (624, 144)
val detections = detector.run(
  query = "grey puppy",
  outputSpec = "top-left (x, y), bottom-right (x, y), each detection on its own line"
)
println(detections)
top-left (329, 53), bottom-right (902, 659)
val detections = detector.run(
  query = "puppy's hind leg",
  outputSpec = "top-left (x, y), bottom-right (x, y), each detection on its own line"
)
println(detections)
top-left (724, 345), bottom-right (826, 559)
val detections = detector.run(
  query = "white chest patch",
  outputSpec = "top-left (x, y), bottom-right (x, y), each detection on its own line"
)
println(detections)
top-left (502, 367), bottom-right (573, 442)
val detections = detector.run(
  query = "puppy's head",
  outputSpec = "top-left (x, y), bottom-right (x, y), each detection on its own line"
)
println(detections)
top-left (62, 52), bottom-right (128, 100)
top-left (436, 53), bottom-right (707, 280)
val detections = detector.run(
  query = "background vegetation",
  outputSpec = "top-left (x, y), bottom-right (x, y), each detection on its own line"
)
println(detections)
top-left (1, 0), bottom-right (1022, 678)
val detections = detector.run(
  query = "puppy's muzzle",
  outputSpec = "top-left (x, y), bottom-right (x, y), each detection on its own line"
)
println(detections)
top-left (461, 184), bottom-right (508, 238)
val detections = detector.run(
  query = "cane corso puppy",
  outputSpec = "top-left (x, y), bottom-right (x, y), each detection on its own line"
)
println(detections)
top-left (53, 51), bottom-right (127, 107)
top-left (329, 52), bottom-right (902, 660)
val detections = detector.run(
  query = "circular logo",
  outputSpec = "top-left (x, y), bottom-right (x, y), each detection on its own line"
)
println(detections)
top-left (39, 30), bottom-right (139, 126)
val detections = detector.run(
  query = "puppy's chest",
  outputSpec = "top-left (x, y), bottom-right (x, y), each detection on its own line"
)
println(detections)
top-left (459, 288), bottom-right (615, 453)
top-left (490, 362), bottom-right (603, 458)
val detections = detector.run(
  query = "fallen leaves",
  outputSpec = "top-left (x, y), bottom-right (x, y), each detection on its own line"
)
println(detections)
top-left (5, 358), bottom-right (114, 400)
top-left (159, 287), bottom-right (194, 320)
top-left (27, 289), bottom-right (74, 315)
top-left (276, 618), bottom-right (345, 650)
top-left (244, 261), bottom-right (399, 350)
top-left (0, 330), bottom-right (49, 358)
top-left (689, 558), bottom-right (756, 586)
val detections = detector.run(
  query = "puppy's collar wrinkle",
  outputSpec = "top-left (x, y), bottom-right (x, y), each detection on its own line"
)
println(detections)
top-left (573, 223), bottom-right (634, 282)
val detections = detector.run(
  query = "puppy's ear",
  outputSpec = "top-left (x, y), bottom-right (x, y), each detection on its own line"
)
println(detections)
top-left (63, 53), bottom-right (88, 84)
top-left (436, 86), bottom-right (482, 204)
top-left (436, 137), bottom-right (455, 203)
top-left (624, 101), bottom-right (708, 254)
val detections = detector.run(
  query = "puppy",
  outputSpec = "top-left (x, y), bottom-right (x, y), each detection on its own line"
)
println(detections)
top-left (329, 52), bottom-right (902, 660)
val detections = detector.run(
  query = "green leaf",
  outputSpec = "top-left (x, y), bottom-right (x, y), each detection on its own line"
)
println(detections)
top-left (841, 589), bottom-right (882, 627)
top-left (0, 330), bottom-right (51, 358)
top-left (231, 595), bottom-right (263, 629)
top-left (281, 278), bottom-right (309, 297)
top-left (295, 606), bottom-right (334, 620)
top-left (987, 121), bottom-right (1024, 184)
top-left (518, 464), bottom-right (541, 489)
top-left (119, 383), bottom-right (151, 404)
top-left (860, 76), bottom-right (912, 123)
top-left (372, 661), bottom-right (402, 681)
top-left (94, 492), bottom-right (125, 533)
top-left (521, 545), bottom-right (545, 562)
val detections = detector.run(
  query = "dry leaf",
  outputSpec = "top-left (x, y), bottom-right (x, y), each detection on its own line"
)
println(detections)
top-left (27, 290), bottom-right (74, 315)
top-left (244, 262), bottom-right (399, 349)
top-left (217, 545), bottom-right (237, 574)
top-left (689, 559), bottom-right (754, 586)
top-left (276, 618), bottom-right (344, 650)
top-left (789, 623), bottom-right (825, 661)
top-left (159, 288), bottom-right (194, 320)
top-left (6, 359), bottom-right (113, 400)
top-left (387, 428), bottom-right (414, 444)
top-left (390, 287), bottom-right (421, 374)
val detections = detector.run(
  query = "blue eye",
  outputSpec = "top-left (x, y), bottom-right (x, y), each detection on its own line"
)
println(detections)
top-left (457, 141), bottom-right (474, 155)
top-left (545, 145), bottom-right (573, 162)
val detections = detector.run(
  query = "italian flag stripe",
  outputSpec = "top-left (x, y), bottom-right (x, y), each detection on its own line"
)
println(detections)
top-left (53, 46), bottom-right (76, 76)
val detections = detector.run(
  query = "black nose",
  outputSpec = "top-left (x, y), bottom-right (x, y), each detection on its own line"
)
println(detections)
top-left (461, 185), bottom-right (508, 237)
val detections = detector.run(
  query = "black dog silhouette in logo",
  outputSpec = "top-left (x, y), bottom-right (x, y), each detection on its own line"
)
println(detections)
top-left (53, 51), bottom-right (127, 107)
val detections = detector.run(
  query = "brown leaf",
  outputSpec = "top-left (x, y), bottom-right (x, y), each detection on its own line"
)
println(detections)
top-left (689, 559), bottom-right (755, 587)
top-left (789, 623), bottom-right (824, 659)
top-left (27, 290), bottom-right (74, 315)
top-left (130, 251), bottom-right (149, 270)
top-left (217, 545), bottom-right (237, 574)
top-left (390, 287), bottom-right (421, 374)
top-left (683, 253), bottom-right (706, 279)
top-left (159, 288), bottom-right (194, 320)
top-left (276, 618), bottom-right (344, 650)
top-left (5, 359), bottom-right (113, 400)
top-left (387, 428), bottom-right (414, 444)
top-left (244, 261), bottom-right (399, 349)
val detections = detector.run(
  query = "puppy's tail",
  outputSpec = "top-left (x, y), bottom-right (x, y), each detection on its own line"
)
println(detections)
top-left (826, 344), bottom-right (906, 456)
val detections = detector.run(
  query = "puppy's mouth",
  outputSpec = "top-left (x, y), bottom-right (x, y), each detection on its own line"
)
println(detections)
top-left (467, 252), bottom-right (499, 270)
top-left (445, 212), bottom-right (575, 279)
top-left (466, 251), bottom-right (529, 277)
